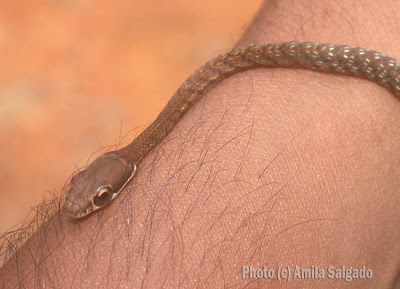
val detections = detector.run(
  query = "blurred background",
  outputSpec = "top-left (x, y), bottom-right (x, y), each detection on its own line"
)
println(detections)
top-left (0, 0), bottom-right (263, 235)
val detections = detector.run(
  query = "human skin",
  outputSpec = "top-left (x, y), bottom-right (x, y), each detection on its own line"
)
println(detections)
top-left (1, 0), bottom-right (400, 288)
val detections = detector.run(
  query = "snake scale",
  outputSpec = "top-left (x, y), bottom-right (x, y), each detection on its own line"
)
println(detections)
top-left (62, 41), bottom-right (400, 218)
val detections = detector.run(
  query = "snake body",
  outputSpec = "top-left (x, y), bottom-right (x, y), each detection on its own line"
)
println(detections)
top-left (62, 42), bottom-right (400, 218)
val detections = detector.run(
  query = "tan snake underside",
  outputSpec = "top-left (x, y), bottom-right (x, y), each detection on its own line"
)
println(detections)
top-left (62, 42), bottom-right (400, 218)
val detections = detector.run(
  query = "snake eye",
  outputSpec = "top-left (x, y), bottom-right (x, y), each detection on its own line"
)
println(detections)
top-left (93, 185), bottom-right (114, 207)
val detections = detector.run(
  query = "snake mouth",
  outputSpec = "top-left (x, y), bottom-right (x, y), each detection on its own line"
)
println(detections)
top-left (62, 199), bottom-right (94, 219)
top-left (75, 209), bottom-right (95, 218)
top-left (63, 207), bottom-right (95, 219)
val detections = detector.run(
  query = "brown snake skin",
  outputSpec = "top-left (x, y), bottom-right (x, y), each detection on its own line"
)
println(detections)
top-left (63, 41), bottom-right (400, 218)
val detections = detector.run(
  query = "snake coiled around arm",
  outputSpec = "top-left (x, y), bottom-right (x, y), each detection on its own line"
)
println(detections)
top-left (62, 42), bottom-right (400, 218)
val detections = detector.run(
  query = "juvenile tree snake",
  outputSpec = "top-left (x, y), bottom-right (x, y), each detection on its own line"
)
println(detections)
top-left (62, 42), bottom-right (400, 218)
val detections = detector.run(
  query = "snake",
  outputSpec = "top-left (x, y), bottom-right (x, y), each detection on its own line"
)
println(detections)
top-left (62, 42), bottom-right (400, 218)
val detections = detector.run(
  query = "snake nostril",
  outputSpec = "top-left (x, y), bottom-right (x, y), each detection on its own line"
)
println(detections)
top-left (62, 200), bottom-right (71, 210)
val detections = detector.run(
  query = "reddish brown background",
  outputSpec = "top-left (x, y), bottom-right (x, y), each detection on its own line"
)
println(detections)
top-left (0, 1), bottom-right (263, 235)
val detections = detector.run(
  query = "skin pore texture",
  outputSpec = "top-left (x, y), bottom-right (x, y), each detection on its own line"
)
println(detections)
top-left (1, 0), bottom-right (400, 288)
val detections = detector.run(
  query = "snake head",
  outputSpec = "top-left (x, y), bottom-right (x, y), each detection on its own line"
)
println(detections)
top-left (62, 153), bottom-right (136, 218)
